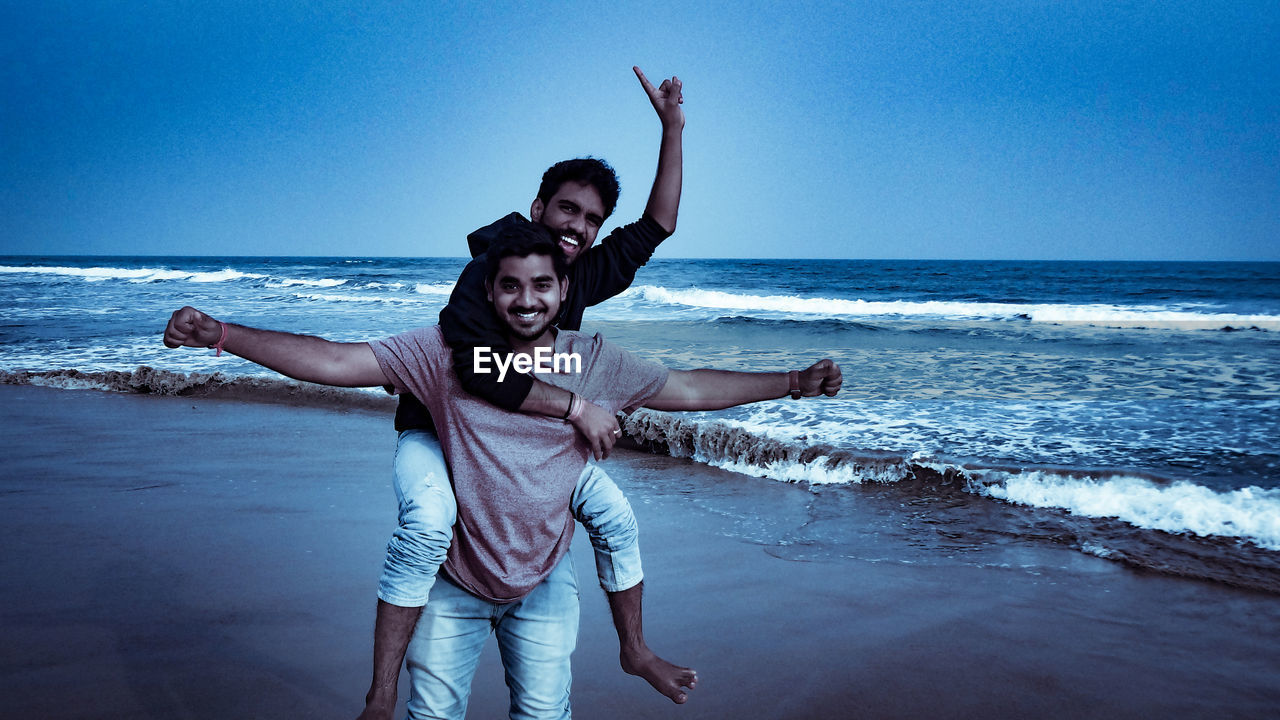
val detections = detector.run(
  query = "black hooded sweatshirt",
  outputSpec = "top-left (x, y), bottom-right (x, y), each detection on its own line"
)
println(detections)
top-left (392, 212), bottom-right (670, 432)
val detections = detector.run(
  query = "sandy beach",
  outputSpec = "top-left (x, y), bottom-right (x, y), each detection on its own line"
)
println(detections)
top-left (2, 383), bottom-right (1278, 719)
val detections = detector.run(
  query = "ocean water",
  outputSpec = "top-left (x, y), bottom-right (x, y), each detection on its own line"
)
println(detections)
top-left (3, 255), bottom-right (1279, 592)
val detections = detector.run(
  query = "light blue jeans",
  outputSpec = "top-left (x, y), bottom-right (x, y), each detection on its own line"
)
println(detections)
top-left (405, 552), bottom-right (579, 720)
top-left (378, 429), bottom-right (643, 608)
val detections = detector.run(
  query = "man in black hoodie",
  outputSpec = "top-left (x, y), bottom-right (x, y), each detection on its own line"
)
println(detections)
top-left (362, 66), bottom-right (691, 719)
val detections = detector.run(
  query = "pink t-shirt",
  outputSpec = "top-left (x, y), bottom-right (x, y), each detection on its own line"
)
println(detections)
top-left (369, 326), bottom-right (668, 602)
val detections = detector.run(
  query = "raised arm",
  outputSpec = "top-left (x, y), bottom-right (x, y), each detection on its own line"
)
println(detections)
top-left (644, 359), bottom-right (842, 412)
top-left (163, 306), bottom-right (388, 387)
top-left (568, 68), bottom-right (685, 307)
top-left (633, 66), bottom-right (683, 234)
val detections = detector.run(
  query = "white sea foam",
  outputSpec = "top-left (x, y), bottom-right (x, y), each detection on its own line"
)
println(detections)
top-left (22, 373), bottom-right (115, 391)
top-left (287, 290), bottom-right (450, 306)
top-left (190, 269), bottom-right (265, 283)
top-left (1, 265), bottom-right (159, 280)
top-left (707, 456), bottom-right (906, 485)
top-left (722, 448), bottom-right (1280, 550)
top-left (621, 285), bottom-right (1280, 330)
top-left (266, 277), bottom-right (348, 288)
top-left (0, 264), bottom-right (266, 283)
top-left (622, 408), bottom-right (1280, 551)
top-left (414, 282), bottom-right (455, 296)
top-left (290, 292), bottom-right (430, 305)
top-left (973, 471), bottom-right (1280, 551)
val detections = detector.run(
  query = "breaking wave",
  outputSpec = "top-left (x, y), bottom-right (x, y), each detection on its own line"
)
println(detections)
top-left (290, 292), bottom-right (434, 305)
top-left (620, 409), bottom-right (1280, 553)
top-left (0, 264), bottom-right (267, 283)
top-left (0, 367), bottom-right (396, 413)
top-left (622, 286), bottom-right (1280, 330)
top-left (265, 277), bottom-right (348, 288)
top-left (413, 282), bottom-right (455, 296)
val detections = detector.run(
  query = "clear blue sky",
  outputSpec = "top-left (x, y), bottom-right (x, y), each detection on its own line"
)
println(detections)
top-left (3, 1), bottom-right (1276, 260)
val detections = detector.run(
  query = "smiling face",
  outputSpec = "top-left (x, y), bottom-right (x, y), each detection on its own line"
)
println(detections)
top-left (485, 252), bottom-right (569, 343)
top-left (529, 181), bottom-right (606, 265)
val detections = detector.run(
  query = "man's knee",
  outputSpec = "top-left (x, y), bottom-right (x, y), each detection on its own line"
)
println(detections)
top-left (400, 473), bottom-right (458, 531)
top-left (389, 466), bottom-right (457, 568)
top-left (570, 465), bottom-right (638, 551)
top-left (394, 430), bottom-right (451, 500)
top-left (383, 433), bottom-right (457, 605)
top-left (507, 681), bottom-right (572, 720)
top-left (392, 429), bottom-right (458, 553)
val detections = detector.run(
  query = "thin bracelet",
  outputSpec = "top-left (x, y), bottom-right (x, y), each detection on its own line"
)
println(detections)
top-left (561, 390), bottom-right (576, 420)
top-left (566, 393), bottom-right (585, 423)
top-left (212, 321), bottom-right (228, 357)
top-left (788, 370), bottom-right (801, 400)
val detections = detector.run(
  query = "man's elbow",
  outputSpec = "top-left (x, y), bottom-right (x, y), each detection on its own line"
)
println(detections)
top-left (648, 381), bottom-right (703, 412)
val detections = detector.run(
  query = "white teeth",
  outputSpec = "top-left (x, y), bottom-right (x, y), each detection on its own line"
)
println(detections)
top-left (516, 311), bottom-right (539, 319)
top-left (561, 235), bottom-right (579, 247)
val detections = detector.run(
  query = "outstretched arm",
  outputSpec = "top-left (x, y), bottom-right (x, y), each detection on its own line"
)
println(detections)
top-left (644, 359), bottom-right (842, 412)
top-left (163, 306), bottom-right (388, 387)
top-left (634, 66), bottom-right (683, 234)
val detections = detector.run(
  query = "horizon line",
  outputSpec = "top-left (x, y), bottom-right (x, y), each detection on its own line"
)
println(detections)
top-left (3, 253), bottom-right (1279, 264)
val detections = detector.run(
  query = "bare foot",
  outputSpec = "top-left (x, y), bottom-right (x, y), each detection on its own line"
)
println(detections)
top-left (620, 645), bottom-right (698, 704)
top-left (356, 688), bottom-right (396, 720)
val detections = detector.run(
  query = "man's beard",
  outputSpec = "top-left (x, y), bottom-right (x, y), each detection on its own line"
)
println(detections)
top-left (502, 306), bottom-right (556, 341)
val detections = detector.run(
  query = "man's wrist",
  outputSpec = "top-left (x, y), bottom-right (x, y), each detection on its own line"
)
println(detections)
top-left (788, 370), bottom-right (801, 400)
top-left (209, 321), bottom-right (229, 356)
top-left (565, 393), bottom-right (586, 424)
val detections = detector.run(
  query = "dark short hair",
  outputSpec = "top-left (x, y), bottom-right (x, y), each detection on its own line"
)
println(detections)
top-left (484, 219), bottom-right (570, 284)
top-left (537, 157), bottom-right (621, 219)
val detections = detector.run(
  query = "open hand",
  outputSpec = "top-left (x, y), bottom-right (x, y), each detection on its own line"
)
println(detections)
top-left (634, 66), bottom-right (684, 130)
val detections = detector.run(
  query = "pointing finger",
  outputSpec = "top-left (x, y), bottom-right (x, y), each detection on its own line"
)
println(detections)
top-left (633, 66), bottom-right (657, 96)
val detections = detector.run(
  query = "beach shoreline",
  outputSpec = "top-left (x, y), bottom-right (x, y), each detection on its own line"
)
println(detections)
top-left (2, 384), bottom-right (1278, 719)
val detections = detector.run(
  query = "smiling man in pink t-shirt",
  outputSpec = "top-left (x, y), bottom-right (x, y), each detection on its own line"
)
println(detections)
top-left (163, 220), bottom-right (842, 719)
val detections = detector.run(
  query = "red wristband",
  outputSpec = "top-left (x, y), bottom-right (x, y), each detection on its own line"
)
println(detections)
top-left (212, 321), bottom-right (228, 357)
top-left (788, 370), bottom-right (801, 400)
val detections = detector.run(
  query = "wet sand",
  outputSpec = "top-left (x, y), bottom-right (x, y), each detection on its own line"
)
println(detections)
top-left (2, 384), bottom-right (1278, 719)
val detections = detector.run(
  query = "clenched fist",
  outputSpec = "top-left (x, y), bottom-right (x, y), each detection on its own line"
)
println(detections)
top-left (798, 359), bottom-right (842, 397)
top-left (163, 306), bottom-right (222, 349)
